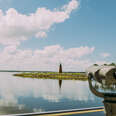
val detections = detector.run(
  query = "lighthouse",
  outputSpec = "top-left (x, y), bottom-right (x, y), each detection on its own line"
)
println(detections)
top-left (59, 64), bottom-right (62, 91)
top-left (59, 64), bottom-right (62, 73)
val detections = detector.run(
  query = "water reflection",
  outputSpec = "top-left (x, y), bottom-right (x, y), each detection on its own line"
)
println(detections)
top-left (59, 80), bottom-right (62, 90)
top-left (0, 72), bottom-right (103, 115)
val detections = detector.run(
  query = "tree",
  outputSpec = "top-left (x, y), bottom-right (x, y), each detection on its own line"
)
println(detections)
top-left (103, 64), bottom-right (108, 66)
top-left (93, 64), bottom-right (99, 66)
top-left (109, 63), bottom-right (116, 66)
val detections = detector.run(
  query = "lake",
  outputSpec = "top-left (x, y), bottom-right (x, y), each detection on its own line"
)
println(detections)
top-left (0, 72), bottom-right (105, 115)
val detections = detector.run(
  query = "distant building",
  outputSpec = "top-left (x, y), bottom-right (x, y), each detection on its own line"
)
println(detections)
top-left (59, 64), bottom-right (62, 73)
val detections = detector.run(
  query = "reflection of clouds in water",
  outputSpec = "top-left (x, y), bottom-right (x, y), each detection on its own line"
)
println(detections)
top-left (0, 73), bottom-right (95, 104)
top-left (40, 80), bottom-right (95, 102)
top-left (43, 95), bottom-right (60, 102)
top-left (62, 80), bottom-right (94, 101)
top-left (0, 72), bottom-right (97, 115)
top-left (33, 108), bottom-right (44, 112)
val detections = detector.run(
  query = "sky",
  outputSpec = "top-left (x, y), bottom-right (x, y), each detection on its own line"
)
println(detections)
top-left (0, 0), bottom-right (115, 71)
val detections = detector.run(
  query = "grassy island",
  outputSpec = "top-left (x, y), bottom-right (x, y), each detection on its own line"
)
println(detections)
top-left (13, 72), bottom-right (88, 81)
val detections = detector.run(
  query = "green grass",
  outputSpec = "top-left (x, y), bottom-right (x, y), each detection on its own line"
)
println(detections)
top-left (13, 72), bottom-right (88, 81)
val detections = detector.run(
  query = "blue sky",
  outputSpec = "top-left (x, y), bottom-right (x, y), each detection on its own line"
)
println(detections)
top-left (0, 0), bottom-right (115, 71)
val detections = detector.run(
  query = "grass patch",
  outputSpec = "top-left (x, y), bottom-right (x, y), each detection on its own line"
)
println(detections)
top-left (13, 72), bottom-right (88, 81)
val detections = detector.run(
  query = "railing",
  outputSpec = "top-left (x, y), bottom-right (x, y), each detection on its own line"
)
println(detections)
top-left (3, 106), bottom-right (104, 116)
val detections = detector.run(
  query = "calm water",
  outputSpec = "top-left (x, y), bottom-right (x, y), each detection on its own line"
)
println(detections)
top-left (0, 72), bottom-right (104, 115)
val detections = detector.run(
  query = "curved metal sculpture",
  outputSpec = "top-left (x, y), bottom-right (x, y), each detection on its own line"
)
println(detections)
top-left (87, 65), bottom-right (116, 116)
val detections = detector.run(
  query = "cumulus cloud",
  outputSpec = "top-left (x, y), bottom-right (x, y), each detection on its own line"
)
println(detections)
top-left (0, 45), bottom-right (94, 71)
top-left (35, 31), bottom-right (47, 38)
top-left (0, 0), bottom-right (79, 46)
top-left (101, 53), bottom-right (110, 58)
top-left (63, 0), bottom-right (79, 14)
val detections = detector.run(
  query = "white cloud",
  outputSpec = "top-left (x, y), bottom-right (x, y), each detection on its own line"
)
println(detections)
top-left (35, 31), bottom-right (47, 38)
top-left (0, 45), bottom-right (94, 71)
top-left (101, 53), bottom-right (110, 58)
top-left (0, 0), bottom-right (79, 46)
top-left (63, 0), bottom-right (79, 14)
